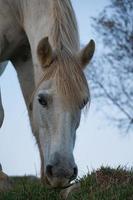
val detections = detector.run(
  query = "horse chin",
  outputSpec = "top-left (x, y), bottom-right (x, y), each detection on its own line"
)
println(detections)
top-left (43, 176), bottom-right (71, 189)
top-left (41, 176), bottom-right (51, 188)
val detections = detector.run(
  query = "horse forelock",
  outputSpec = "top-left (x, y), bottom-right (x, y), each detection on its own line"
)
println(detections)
top-left (38, 49), bottom-right (90, 111)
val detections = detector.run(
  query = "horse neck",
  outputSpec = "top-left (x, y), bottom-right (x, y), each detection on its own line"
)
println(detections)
top-left (13, 57), bottom-right (35, 118)
top-left (23, 0), bottom-right (80, 85)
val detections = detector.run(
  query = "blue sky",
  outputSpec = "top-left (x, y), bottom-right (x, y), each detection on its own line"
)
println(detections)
top-left (0, 0), bottom-right (133, 177)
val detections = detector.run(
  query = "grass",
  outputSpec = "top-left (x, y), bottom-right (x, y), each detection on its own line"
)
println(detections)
top-left (0, 167), bottom-right (133, 200)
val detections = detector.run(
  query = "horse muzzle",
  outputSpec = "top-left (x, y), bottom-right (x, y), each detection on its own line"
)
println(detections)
top-left (44, 152), bottom-right (78, 188)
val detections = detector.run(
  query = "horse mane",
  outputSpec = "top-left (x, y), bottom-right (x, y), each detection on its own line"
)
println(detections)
top-left (51, 0), bottom-right (80, 52)
top-left (40, 0), bottom-right (90, 110)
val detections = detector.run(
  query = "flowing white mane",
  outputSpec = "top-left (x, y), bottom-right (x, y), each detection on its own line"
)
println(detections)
top-left (40, 0), bottom-right (90, 109)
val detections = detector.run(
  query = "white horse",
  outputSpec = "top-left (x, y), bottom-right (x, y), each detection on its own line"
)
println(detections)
top-left (0, 0), bottom-right (95, 188)
top-left (0, 62), bottom-right (6, 127)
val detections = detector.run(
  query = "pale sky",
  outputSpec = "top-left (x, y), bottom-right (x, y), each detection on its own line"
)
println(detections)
top-left (0, 0), bottom-right (133, 177)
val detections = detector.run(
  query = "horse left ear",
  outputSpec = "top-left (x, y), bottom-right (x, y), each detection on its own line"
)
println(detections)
top-left (79, 40), bottom-right (95, 68)
top-left (37, 37), bottom-right (53, 68)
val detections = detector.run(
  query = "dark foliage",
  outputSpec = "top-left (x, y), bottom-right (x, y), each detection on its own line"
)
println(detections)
top-left (89, 0), bottom-right (133, 132)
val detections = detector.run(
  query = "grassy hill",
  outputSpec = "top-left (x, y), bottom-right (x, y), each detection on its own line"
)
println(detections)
top-left (0, 167), bottom-right (133, 200)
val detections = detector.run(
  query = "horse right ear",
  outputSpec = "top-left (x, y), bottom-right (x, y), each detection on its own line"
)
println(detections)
top-left (37, 37), bottom-right (53, 68)
top-left (78, 39), bottom-right (95, 69)
top-left (0, 89), bottom-right (4, 127)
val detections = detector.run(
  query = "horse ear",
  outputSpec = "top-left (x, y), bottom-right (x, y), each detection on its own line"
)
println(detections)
top-left (79, 40), bottom-right (95, 68)
top-left (37, 37), bottom-right (53, 68)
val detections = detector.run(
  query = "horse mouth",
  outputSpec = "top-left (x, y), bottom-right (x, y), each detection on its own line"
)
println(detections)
top-left (42, 176), bottom-right (73, 189)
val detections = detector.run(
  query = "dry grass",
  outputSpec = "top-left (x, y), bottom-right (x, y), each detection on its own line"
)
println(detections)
top-left (0, 167), bottom-right (133, 200)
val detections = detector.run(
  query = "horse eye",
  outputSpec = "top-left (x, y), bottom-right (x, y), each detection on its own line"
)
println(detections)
top-left (38, 94), bottom-right (48, 107)
top-left (79, 98), bottom-right (89, 109)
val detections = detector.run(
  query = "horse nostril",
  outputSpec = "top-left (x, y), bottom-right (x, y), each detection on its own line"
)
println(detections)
top-left (46, 165), bottom-right (53, 177)
top-left (74, 166), bottom-right (78, 177)
top-left (70, 166), bottom-right (78, 181)
top-left (46, 164), bottom-right (78, 182)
